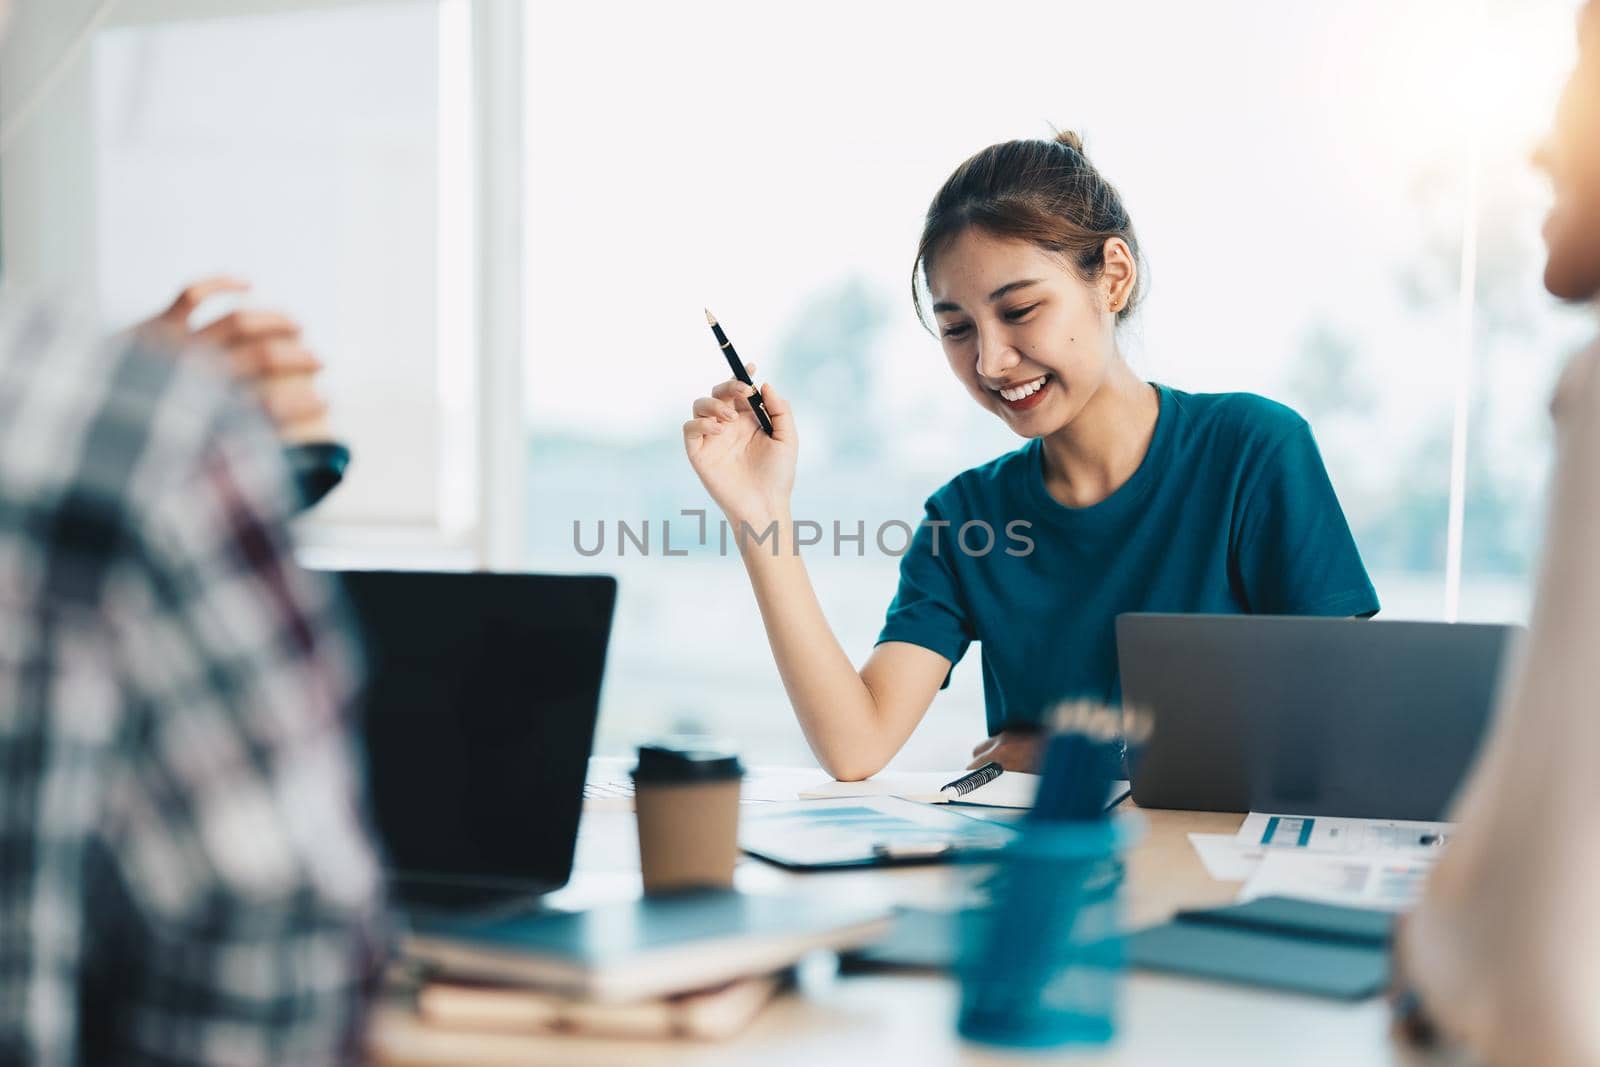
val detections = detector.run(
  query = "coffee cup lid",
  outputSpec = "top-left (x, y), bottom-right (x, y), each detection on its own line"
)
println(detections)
top-left (632, 742), bottom-right (743, 783)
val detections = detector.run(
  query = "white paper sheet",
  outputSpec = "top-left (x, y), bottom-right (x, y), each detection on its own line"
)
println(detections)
top-left (797, 771), bottom-right (1041, 809)
top-left (1236, 812), bottom-right (1452, 855)
top-left (1238, 850), bottom-right (1437, 911)
top-left (1188, 833), bottom-right (1266, 881)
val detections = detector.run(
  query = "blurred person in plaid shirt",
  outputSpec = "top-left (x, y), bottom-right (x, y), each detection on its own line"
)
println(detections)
top-left (0, 4), bottom-right (387, 1064)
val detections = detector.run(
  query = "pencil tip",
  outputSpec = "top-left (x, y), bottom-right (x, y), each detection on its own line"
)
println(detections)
top-left (704, 308), bottom-right (717, 326)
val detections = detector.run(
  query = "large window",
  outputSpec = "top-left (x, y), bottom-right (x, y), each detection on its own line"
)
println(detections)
top-left (522, 0), bottom-right (1593, 765)
top-left (4, 0), bottom-right (1589, 770)
top-left (3, 0), bottom-right (480, 561)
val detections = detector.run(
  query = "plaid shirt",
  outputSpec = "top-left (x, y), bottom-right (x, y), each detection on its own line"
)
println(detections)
top-left (0, 296), bottom-right (384, 1066)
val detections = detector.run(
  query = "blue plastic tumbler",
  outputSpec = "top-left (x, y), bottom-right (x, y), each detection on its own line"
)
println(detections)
top-left (955, 813), bottom-right (1143, 1049)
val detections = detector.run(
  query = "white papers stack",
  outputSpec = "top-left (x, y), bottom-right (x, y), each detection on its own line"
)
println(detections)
top-left (1237, 851), bottom-right (1436, 912)
top-left (1236, 812), bottom-right (1451, 854)
top-left (1187, 833), bottom-right (1266, 881)
top-left (1190, 810), bottom-right (1453, 910)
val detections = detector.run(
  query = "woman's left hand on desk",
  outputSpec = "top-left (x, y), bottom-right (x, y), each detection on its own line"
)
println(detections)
top-left (968, 730), bottom-right (1043, 772)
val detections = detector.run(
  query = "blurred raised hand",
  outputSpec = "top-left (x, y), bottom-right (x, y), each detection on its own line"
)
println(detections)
top-left (136, 276), bottom-right (332, 445)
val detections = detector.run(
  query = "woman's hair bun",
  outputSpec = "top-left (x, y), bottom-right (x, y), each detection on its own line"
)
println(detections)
top-left (913, 126), bottom-right (1145, 325)
top-left (1053, 128), bottom-right (1086, 154)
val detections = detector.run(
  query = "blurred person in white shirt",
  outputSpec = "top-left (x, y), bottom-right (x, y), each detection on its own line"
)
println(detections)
top-left (1396, 3), bottom-right (1600, 1065)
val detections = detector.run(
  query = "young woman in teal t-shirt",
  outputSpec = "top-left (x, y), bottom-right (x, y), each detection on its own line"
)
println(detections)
top-left (682, 131), bottom-right (1376, 779)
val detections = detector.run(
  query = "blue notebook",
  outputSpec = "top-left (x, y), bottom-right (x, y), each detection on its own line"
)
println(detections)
top-left (405, 889), bottom-right (893, 1002)
top-left (1126, 896), bottom-right (1393, 1000)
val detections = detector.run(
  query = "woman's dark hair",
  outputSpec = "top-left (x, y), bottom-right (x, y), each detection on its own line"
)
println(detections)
top-left (912, 130), bottom-right (1145, 328)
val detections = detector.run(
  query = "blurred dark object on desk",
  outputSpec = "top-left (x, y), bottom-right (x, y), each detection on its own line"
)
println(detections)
top-left (286, 440), bottom-right (350, 511)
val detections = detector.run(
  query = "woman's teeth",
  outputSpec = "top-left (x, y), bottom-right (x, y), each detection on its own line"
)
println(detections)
top-left (999, 375), bottom-right (1049, 402)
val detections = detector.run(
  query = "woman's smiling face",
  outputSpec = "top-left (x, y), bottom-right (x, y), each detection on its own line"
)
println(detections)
top-left (926, 227), bottom-right (1132, 437)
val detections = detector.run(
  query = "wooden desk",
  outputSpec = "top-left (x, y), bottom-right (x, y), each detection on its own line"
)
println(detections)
top-left (372, 775), bottom-right (1426, 1066)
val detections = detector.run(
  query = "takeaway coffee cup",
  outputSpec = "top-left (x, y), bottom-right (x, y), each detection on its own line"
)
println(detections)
top-left (632, 742), bottom-right (744, 894)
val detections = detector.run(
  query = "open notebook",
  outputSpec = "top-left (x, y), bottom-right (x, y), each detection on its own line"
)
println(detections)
top-left (797, 767), bottom-right (1040, 808)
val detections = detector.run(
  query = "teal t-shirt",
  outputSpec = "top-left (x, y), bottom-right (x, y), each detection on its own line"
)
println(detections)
top-left (876, 384), bottom-right (1379, 734)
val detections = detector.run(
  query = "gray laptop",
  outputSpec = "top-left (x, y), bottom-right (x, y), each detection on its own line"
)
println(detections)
top-left (1116, 614), bottom-right (1519, 820)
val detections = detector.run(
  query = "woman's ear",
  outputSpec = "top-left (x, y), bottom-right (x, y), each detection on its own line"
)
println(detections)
top-left (1101, 237), bottom-right (1137, 314)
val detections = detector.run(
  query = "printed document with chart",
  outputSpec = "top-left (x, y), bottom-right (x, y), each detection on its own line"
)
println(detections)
top-left (1189, 811), bottom-right (1452, 910)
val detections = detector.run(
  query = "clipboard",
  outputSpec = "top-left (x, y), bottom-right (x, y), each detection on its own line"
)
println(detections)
top-left (739, 796), bottom-right (1018, 869)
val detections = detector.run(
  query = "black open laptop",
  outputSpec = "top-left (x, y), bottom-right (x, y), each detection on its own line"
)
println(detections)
top-left (1116, 613), bottom-right (1519, 820)
top-left (336, 570), bottom-right (617, 911)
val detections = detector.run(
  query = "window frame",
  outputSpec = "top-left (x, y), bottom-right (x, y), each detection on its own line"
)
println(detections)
top-left (4, 0), bottom-right (1536, 607)
top-left (0, 0), bottom-right (527, 570)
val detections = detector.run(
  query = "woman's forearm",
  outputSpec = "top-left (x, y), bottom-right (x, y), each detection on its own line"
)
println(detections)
top-left (733, 511), bottom-right (898, 780)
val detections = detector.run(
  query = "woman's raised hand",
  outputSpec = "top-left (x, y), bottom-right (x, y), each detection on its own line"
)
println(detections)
top-left (683, 360), bottom-right (798, 527)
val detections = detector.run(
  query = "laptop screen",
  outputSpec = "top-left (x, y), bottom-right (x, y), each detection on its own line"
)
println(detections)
top-left (336, 570), bottom-right (616, 906)
top-left (1116, 613), bottom-right (1514, 820)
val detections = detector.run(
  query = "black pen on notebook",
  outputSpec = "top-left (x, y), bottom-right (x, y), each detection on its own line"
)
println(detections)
top-left (704, 309), bottom-right (775, 436)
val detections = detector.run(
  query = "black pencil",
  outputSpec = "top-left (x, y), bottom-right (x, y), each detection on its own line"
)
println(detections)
top-left (704, 309), bottom-right (775, 436)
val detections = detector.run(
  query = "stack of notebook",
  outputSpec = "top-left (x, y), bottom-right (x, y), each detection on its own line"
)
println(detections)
top-left (403, 889), bottom-right (893, 1040)
top-left (413, 974), bottom-right (787, 1041)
